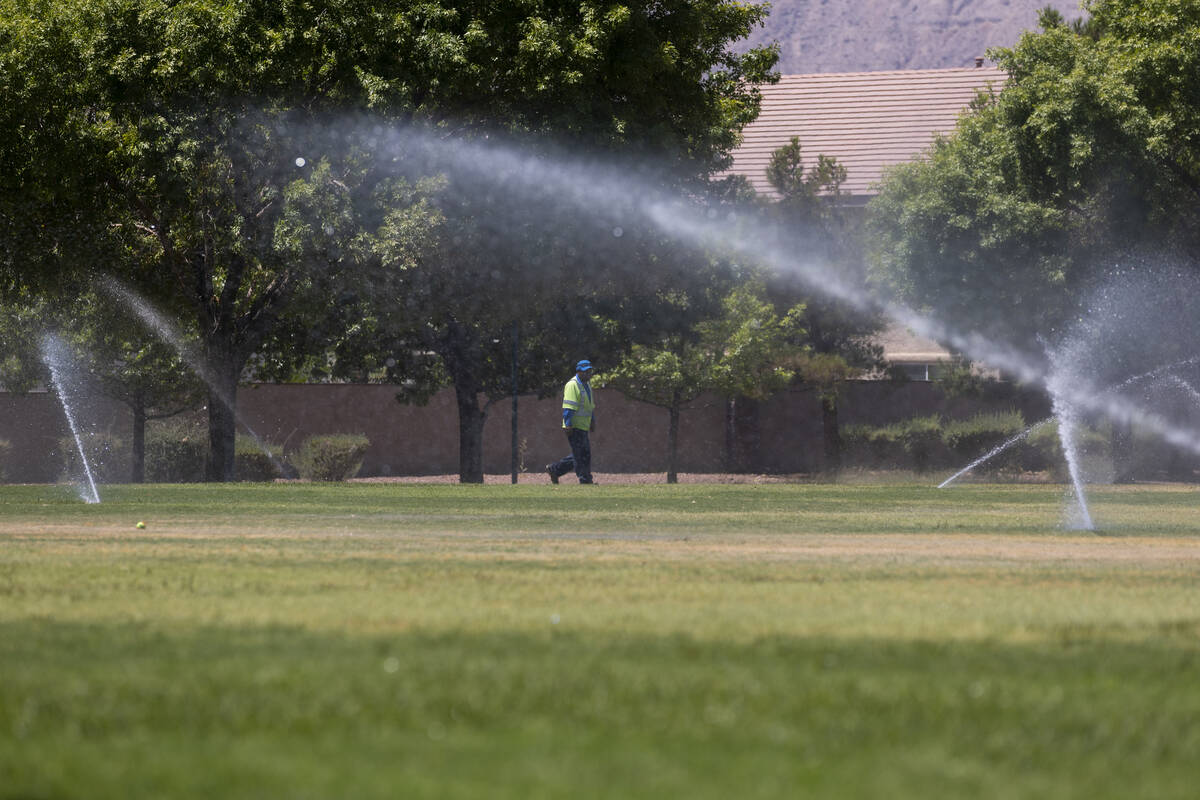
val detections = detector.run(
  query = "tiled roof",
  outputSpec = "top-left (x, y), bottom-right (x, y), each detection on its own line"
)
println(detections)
top-left (729, 66), bottom-right (1006, 199)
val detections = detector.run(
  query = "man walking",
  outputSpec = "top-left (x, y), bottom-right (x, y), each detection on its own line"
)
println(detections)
top-left (547, 359), bottom-right (597, 484)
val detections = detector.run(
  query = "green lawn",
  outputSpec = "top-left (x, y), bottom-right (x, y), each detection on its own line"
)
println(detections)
top-left (2, 482), bottom-right (1200, 798)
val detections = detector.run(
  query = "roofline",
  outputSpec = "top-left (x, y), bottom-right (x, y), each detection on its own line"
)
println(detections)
top-left (765, 65), bottom-right (1007, 81)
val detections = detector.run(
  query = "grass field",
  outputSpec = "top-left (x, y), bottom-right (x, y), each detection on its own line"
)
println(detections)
top-left (3, 480), bottom-right (1200, 798)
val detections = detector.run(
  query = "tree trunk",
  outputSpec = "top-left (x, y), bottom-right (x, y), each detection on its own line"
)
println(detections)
top-left (723, 398), bottom-right (736, 471)
top-left (667, 390), bottom-right (681, 484)
top-left (204, 344), bottom-right (240, 483)
top-left (1111, 419), bottom-right (1133, 483)
top-left (435, 320), bottom-right (490, 484)
top-left (455, 381), bottom-right (487, 484)
top-left (821, 394), bottom-right (841, 475)
top-left (130, 393), bottom-right (146, 484)
top-left (727, 396), bottom-right (761, 473)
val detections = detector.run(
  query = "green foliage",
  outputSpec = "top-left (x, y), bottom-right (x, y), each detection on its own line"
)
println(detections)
top-left (607, 279), bottom-right (805, 481)
top-left (843, 410), bottom-right (1051, 474)
top-left (766, 136), bottom-right (848, 222)
top-left (144, 425), bottom-right (207, 483)
top-left (869, 0), bottom-right (1200, 347)
top-left (293, 434), bottom-right (370, 481)
top-left (234, 436), bottom-right (283, 483)
top-left (0, 0), bottom-right (776, 481)
top-left (0, 437), bottom-right (10, 482)
top-left (704, 282), bottom-right (807, 399)
top-left (898, 415), bottom-right (949, 473)
top-left (842, 416), bottom-right (948, 472)
top-left (791, 351), bottom-right (861, 404)
top-left (935, 361), bottom-right (988, 398)
top-left (942, 410), bottom-right (1028, 464)
top-left (761, 134), bottom-right (884, 401)
top-left (610, 280), bottom-right (805, 409)
top-left (1028, 420), bottom-right (1120, 483)
top-left (57, 432), bottom-right (127, 484)
top-left (0, 298), bottom-right (47, 392)
top-left (1125, 425), bottom-right (1200, 481)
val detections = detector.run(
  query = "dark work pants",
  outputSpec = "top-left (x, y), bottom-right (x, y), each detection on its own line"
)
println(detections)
top-left (549, 428), bottom-right (593, 483)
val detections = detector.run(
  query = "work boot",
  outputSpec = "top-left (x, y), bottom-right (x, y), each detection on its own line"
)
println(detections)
top-left (545, 465), bottom-right (559, 484)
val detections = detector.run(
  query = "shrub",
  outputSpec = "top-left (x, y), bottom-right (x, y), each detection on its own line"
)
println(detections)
top-left (0, 437), bottom-right (10, 482)
top-left (293, 434), bottom-right (370, 481)
top-left (862, 425), bottom-right (897, 467)
top-left (844, 411), bottom-right (1036, 474)
top-left (145, 425), bottom-right (207, 483)
top-left (58, 431), bottom-right (128, 484)
top-left (1074, 425), bottom-right (1114, 483)
top-left (841, 422), bottom-right (920, 470)
top-left (1028, 420), bottom-right (1117, 483)
top-left (1026, 422), bottom-right (1062, 474)
top-left (235, 436), bottom-right (283, 482)
top-left (839, 424), bottom-right (873, 468)
top-left (1126, 427), bottom-right (1198, 481)
top-left (897, 415), bottom-right (947, 473)
top-left (942, 410), bottom-right (1028, 473)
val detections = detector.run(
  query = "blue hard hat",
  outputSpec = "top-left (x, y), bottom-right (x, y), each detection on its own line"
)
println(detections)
top-left (575, 359), bottom-right (594, 372)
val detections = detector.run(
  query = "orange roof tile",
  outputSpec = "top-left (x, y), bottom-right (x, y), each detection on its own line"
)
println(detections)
top-left (729, 66), bottom-right (1006, 199)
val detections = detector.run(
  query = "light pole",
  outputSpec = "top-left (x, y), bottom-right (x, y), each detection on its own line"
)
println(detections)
top-left (511, 320), bottom-right (519, 484)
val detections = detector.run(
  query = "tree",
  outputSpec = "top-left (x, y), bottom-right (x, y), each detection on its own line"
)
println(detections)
top-left (0, 0), bottom-right (777, 482)
top-left (1, 0), bottom-right (416, 479)
top-left (65, 294), bottom-right (204, 483)
top-left (868, 0), bottom-right (1200, 351)
top-left (767, 136), bottom-right (849, 225)
top-left (326, 2), bottom-right (780, 483)
top-left (607, 281), bottom-right (804, 483)
top-left (0, 290), bottom-right (202, 482)
top-left (762, 137), bottom-right (884, 472)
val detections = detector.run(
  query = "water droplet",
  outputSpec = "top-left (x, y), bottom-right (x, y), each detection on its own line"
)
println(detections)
top-left (612, 226), bottom-right (623, 238)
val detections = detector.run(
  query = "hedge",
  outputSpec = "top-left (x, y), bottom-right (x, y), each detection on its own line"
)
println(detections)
top-left (235, 436), bottom-right (284, 482)
top-left (145, 427), bottom-right (284, 482)
top-left (293, 434), bottom-right (370, 481)
top-left (58, 431), bottom-right (127, 484)
top-left (145, 426), bottom-right (207, 482)
top-left (842, 410), bottom-right (1049, 475)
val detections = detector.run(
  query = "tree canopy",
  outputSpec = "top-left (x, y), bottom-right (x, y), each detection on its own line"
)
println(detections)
top-left (0, 0), bottom-right (778, 480)
top-left (606, 280), bottom-right (805, 482)
top-left (867, 0), bottom-right (1200, 352)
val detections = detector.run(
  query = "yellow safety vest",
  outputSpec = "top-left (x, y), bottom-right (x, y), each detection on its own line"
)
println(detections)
top-left (562, 376), bottom-right (595, 430)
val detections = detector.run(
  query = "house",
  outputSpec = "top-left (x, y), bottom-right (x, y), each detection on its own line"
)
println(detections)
top-left (728, 63), bottom-right (1007, 378)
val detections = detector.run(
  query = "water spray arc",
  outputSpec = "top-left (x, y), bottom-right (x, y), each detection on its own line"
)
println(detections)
top-left (89, 122), bottom-right (1200, 514)
top-left (372, 126), bottom-right (1200, 525)
top-left (41, 334), bottom-right (101, 504)
top-left (1047, 386), bottom-right (1095, 530)
top-left (1167, 375), bottom-right (1200, 407)
top-left (97, 279), bottom-right (287, 476)
top-left (937, 419), bottom-right (1051, 489)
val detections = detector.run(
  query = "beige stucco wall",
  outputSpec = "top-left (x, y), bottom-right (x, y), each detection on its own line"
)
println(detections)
top-left (0, 380), bottom-right (1047, 482)
top-left (235, 383), bottom-right (733, 476)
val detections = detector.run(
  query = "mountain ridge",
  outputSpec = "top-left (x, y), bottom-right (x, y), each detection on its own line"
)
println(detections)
top-left (746, 0), bottom-right (1085, 74)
